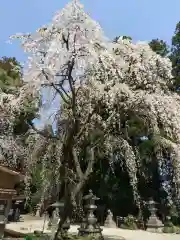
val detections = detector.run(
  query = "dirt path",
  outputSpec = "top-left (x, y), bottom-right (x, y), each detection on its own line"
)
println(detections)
top-left (5, 216), bottom-right (180, 240)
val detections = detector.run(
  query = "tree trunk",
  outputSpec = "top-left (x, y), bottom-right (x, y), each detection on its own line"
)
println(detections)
top-left (53, 180), bottom-right (86, 240)
top-left (53, 197), bottom-right (72, 240)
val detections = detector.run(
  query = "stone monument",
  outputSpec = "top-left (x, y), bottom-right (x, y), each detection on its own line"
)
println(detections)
top-left (35, 203), bottom-right (41, 217)
top-left (146, 199), bottom-right (164, 233)
top-left (104, 209), bottom-right (116, 228)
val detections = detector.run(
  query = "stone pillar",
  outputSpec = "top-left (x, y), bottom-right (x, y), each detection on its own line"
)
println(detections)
top-left (13, 200), bottom-right (23, 222)
top-left (4, 199), bottom-right (11, 223)
top-left (0, 200), bottom-right (6, 239)
top-left (104, 209), bottom-right (116, 228)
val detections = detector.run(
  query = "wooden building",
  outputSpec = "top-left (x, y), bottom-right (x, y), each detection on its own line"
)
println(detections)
top-left (0, 165), bottom-right (24, 238)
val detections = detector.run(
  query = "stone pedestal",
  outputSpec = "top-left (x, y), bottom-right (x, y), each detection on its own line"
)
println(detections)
top-left (104, 209), bottom-right (116, 228)
top-left (146, 199), bottom-right (164, 233)
top-left (146, 216), bottom-right (164, 232)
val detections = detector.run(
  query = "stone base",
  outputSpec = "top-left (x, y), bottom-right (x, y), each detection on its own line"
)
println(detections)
top-left (104, 221), bottom-right (116, 228)
top-left (78, 227), bottom-right (103, 239)
top-left (146, 215), bottom-right (164, 233)
top-left (0, 222), bottom-right (5, 238)
top-left (146, 227), bottom-right (163, 233)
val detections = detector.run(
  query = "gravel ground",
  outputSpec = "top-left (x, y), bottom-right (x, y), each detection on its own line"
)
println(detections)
top-left (5, 215), bottom-right (180, 240)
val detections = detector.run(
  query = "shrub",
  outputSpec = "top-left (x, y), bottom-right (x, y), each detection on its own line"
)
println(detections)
top-left (121, 215), bottom-right (138, 230)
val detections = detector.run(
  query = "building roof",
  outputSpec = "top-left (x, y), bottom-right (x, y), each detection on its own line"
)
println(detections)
top-left (0, 188), bottom-right (17, 195)
top-left (0, 165), bottom-right (24, 180)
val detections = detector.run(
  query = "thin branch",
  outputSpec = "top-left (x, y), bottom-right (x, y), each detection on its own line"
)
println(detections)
top-left (59, 83), bottom-right (71, 99)
top-left (51, 82), bottom-right (70, 104)
top-left (62, 32), bottom-right (70, 51)
top-left (67, 60), bottom-right (76, 114)
top-left (41, 69), bottom-right (70, 104)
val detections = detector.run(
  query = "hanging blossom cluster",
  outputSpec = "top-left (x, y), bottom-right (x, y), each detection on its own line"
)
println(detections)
top-left (10, 0), bottom-right (180, 202)
top-left (10, 0), bottom-right (108, 89)
top-left (79, 37), bottom-right (180, 199)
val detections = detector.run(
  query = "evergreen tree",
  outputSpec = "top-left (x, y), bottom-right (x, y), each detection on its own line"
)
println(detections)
top-left (114, 35), bottom-right (132, 42)
top-left (149, 39), bottom-right (169, 57)
top-left (171, 22), bottom-right (180, 90)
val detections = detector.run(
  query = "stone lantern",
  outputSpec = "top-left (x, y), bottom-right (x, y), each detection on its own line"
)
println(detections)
top-left (146, 198), bottom-right (164, 233)
top-left (48, 200), bottom-right (70, 236)
top-left (78, 190), bottom-right (103, 239)
top-left (48, 201), bottom-right (64, 227)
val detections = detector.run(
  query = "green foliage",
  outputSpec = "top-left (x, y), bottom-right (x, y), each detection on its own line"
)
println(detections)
top-left (170, 21), bottom-right (180, 90)
top-left (113, 35), bottom-right (132, 42)
top-left (0, 56), bottom-right (22, 77)
top-left (162, 215), bottom-right (180, 233)
top-left (149, 39), bottom-right (169, 57)
top-left (121, 215), bottom-right (138, 230)
top-left (0, 67), bottom-right (22, 94)
top-left (68, 235), bottom-right (93, 240)
top-left (0, 56), bottom-right (39, 135)
top-left (13, 97), bottom-right (39, 135)
top-left (25, 164), bottom-right (44, 212)
top-left (163, 225), bottom-right (179, 234)
top-left (25, 233), bottom-right (95, 240)
top-left (0, 56), bottom-right (22, 94)
top-left (25, 233), bottom-right (49, 240)
top-left (126, 117), bottom-right (148, 139)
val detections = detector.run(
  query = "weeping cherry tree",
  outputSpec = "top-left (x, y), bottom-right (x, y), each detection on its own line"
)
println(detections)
top-left (11, 1), bottom-right (117, 237)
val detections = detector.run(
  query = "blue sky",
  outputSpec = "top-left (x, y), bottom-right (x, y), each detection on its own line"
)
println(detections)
top-left (0, 0), bottom-right (180, 63)
top-left (1, 0), bottom-right (180, 128)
